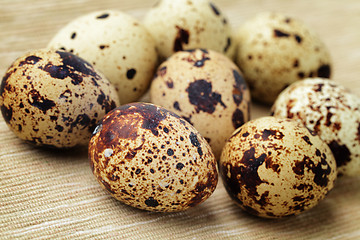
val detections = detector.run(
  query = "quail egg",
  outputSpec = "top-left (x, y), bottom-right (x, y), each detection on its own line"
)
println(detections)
top-left (235, 12), bottom-right (332, 104)
top-left (150, 49), bottom-right (251, 159)
top-left (89, 102), bottom-right (218, 212)
top-left (48, 10), bottom-right (158, 104)
top-left (220, 116), bottom-right (337, 218)
top-left (0, 49), bottom-right (119, 148)
top-left (144, 0), bottom-right (235, 60)
top-left (272, 78), bottom-right (360, 176)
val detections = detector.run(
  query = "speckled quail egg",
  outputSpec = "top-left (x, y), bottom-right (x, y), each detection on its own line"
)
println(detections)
top-left (0, 49), bottom-right (119, 148)
top-left (48, 10), bottom-right (157, 104)
top-left (235, 12), bottom-right (332, 105)
top-left (143, 0), bottom-right (235, 60)
top-left (150, 49), bottom-right (251, 159)
top-left (220, 116), bottom-right (337, 218)
top-left (89, 102), bottom-right (218, 212)
top-left (271, 78), bottom-right (360, 176)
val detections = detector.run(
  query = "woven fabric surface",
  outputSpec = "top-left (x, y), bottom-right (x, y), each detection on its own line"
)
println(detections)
top-left (1, 0), bottom-right (360, 239)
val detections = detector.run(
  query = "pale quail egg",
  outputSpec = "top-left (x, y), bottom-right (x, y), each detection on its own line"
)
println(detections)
top-left (48, 10), bottom-right (157, 104)
top-left (150, 49), bottom-right (251, 159)
top-left (235, 12), bottom-right (332, 104)
top-left (144, 0), bottom-right (235, 60)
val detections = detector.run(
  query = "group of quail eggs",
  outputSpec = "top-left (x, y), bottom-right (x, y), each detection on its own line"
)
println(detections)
top-left (1, 0), bottom-right (359, 218)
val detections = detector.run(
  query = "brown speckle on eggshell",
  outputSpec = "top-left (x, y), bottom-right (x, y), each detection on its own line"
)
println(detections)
top-left (0, 49), bottom-right (119, 148)
top-left (219, 116), bottom-right (337, 218)
top-left (272, 78), bottom-right (360, 176)
top-left (88, 102), bottom-right (218, 212)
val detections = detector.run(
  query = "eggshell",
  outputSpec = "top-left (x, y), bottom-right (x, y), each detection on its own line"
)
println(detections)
top-left (48, 10), bottom-right (157, 104)
top-left (0, 49), bottom-right (119, 148)
top-left (150, 49), bottom-right (251, 159)
top-left (88, 102), bottom-right (218, 212)
top-left (220, 116), bottom-right (337, 218)
top-left (143, 0), bottom-right (235, 60)
top-left (272, 78), bottom-right (360, 176)
top-left (235, 12), bottom-right (332, 104)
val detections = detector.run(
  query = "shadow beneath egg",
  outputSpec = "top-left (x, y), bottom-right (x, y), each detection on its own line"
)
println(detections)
top-left (26, 142), bottom-right (89, 163)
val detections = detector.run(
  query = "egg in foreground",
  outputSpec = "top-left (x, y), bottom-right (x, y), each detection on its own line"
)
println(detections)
top-left (272, 78), bottom-right (360, 176)
top-left (89, 102), bottom-right (218, 212)
top-left (0, 49), bottom-right (119, 148)
top-left (220, 117), bottom-right (337, 218)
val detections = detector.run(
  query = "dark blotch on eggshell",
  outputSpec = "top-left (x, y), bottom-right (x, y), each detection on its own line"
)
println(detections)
top-left (265, 157), bottom-right (280, 173)
top-left (126, 69), bottom-right (136, 80)
top-left (188, 171), bottom-right (217, 207)
top-left (28, 89), bottom-right (56, 113)
top-left (189, 132), bottom-right (203, 157)
top-left (173, 101), bottom-right (181, 111)
top-left (176, 162), bottom-right (184, 170)
top-left (70, 113), bottom-right (91, 131)
top-left (97, 13), bottom-right (110, 19)
top-left (209, 2), bottom-right (221, 16)
top-left (39, 51), bottom-right (101, 85)
top-left (145, 197), bottom-right (159, 207)
top-left (19, 55), bottom-right (42, 66)
top-left (293, 155), bottom-right (331, 187)
top-left (239, 147), bottom-right (267, 196)
top-left (97, 90), bottom-right (117, 113)
top-left (166, 79), bottom-right (174, 88)
top-left (317, 64), bottom-right (331, 78)
top-left (174, 26), bottom-right (190, 52)
top-left (294, 35), bottom-right (302, 44)
top-left (302, 136), bottom-right (313, 145)
top-left (232, 69), bottom-right (247, 106)
top-left (328, 140), bottom-right (351, 167)
top-left (232, 109), bottom-right (244, 129)
top-left (186, 79), bottom-right (226, 114)
top-left (224, 37), bottom-right (231, 53)
top-left (274, 29), bottom-right (290, 38)
top-left (158, 66), bottom-right (167, 77)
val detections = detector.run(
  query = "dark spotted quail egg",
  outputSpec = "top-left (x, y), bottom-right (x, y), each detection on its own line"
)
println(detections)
top-left (48, 10), bottom-right (157, 104)
top-left (220, 116), bottom-right (337, 218)
top-left (235, 12), bottom-right (332, 105)
top-left (150, 49), bottom-right (251, 159)
top-left (272, 78), bottom-right (360, 176)
top-left (143, 0), bottom-right (235, 60)
top-left (88, 102), bottom-right (218, 212)
top-left (0, 49), bottom-right (119, 148)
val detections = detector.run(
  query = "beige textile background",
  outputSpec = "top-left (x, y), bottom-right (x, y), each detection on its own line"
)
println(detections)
top-left (1, 0), bottom-right (360, 239)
